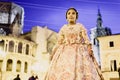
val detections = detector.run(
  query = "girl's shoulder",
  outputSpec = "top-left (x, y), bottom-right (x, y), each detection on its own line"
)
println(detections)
top-left (60, 24), bottom-right (68, 30)
top-left (76, 23), bottom-right (87, 30)
top-left (76, 23), bottom-right (84, 27)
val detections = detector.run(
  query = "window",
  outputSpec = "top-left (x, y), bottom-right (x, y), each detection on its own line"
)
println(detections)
top-left (24, 62), bottom-right (28, 73)
top-left (6, 59), bottom-right (13, 71)
top-left (16, 60), bottom-right (21, 72)
top-left (93, 38), bottom-right (96, 45)
top-left (110, 60), bottom-right (117, 71)
top-left (26, 44), bottom-right (29, 55)
top-left (18, 42), bottom-right (22, 53)
top-left (109, 41), bottom-right (114, 47)
top-left (0, 40), bottom-right (4, 50)
top-left (0, 60), bottom-right (3, 71)
top-left (9, 41), bottom-right (14, 52)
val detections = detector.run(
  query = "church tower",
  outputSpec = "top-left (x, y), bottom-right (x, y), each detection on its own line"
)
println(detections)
top-left (90, 9), bottom-right (112, 67)
top-left (96, 9), bottom-right (112, 37)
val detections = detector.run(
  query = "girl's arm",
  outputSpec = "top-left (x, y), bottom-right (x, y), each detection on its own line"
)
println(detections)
top-left (50, 25), bottom-right (65, 60)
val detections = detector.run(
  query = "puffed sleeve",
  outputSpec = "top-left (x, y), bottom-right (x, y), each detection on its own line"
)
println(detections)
top-left (51, 26), bottom-right (65, 55)
top-left (80, 24), bottom-right (91, 45)
top-left (57, 25), bottom-right (65, 45)
top-left (50, 25), bottom-right (65, 60)
top-left (79, 24), bottom-right (93, 56)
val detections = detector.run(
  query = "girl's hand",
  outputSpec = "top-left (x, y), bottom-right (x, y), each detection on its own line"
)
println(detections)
top-left (87, 44), bottom-right (93, 56)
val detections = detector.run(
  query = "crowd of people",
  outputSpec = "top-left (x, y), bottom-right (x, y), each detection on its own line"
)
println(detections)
top-left (28, 75), bottom-right (39, 80)
top-left (13, 74), bottom-right (39, 80)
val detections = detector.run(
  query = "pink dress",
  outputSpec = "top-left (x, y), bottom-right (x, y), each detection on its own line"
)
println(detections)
top-left (44, 23), bottom-right (102, 80)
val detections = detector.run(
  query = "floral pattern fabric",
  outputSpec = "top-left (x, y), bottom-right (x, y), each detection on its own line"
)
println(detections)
top-left (44, 23), bottom-right (101, 80)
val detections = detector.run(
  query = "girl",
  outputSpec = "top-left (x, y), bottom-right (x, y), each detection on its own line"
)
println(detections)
top-left (44, 7), bottom-right (104, 80)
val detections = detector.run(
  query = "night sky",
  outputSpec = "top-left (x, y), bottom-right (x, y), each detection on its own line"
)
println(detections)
top-left (2, 0), bottom-right (120, 34)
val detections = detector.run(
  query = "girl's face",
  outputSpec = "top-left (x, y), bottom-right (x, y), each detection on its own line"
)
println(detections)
top-left (66, 9), bottom-right (77, 24)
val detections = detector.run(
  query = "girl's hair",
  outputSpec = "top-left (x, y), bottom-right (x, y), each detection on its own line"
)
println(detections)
top-left (66, 7), bottom-right (78, 19)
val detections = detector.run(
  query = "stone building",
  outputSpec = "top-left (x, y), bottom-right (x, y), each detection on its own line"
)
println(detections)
top-left (0, 1), bottom-right (58, 80)
top-left (90, 9), bottom-right (112, 66)
top-left (97, 34), bottom-right (120, 80)
top-left (0, 35), bottom-right (37, 80)
top-left (0, 26), bottom-right (58, 80)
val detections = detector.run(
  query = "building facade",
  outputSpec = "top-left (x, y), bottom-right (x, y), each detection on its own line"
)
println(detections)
top-left (0, 2), bottom-right (58, 80)
top-left (0, 36), bottom-right (36, 80)
top-left (98, 34), bottom-right (120, 80)
top-left (0, 26), bottom-right (58, 80)
top-left (90, 9), bottom-right (112, 66)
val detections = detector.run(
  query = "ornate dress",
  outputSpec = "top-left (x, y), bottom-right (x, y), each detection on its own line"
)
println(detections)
top-left (44, 23), bottom-right (103, 80)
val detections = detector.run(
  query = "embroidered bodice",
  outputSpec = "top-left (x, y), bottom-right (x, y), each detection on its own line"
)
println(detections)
top-left (57, 23), bottom-right (90, 45)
